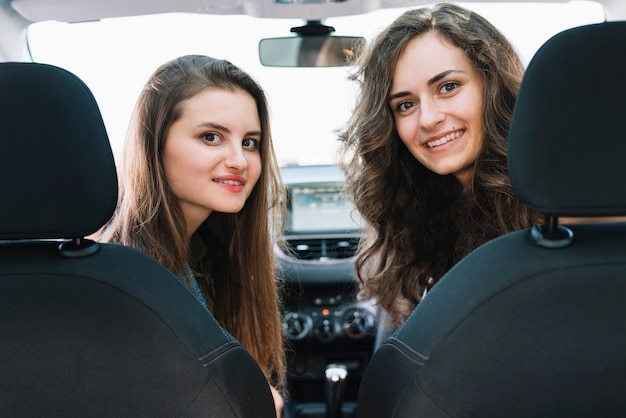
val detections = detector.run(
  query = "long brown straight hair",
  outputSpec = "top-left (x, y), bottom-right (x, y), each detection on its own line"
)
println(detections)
top-left (98, 55), bottom-right (287, 389)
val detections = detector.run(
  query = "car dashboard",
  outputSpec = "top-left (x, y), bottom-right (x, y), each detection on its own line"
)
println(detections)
top-left (276, 164), bottom-right (376, 417)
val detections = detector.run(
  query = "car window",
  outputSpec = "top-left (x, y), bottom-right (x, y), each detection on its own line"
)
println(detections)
top-left (26, 1), bottom-right (605, 166)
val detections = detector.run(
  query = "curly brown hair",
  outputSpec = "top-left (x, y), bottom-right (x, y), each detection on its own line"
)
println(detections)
top-left (339, 3), bottom-right (537, 325)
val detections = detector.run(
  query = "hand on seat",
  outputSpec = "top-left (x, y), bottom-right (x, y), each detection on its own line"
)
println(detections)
top-left (270, 385), bottom-right (284, 418)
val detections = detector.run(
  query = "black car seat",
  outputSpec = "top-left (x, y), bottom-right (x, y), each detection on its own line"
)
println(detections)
top-left (0, 62), bottom-right (276, 417)
top-left (356, 21), bottom-right (626, 417)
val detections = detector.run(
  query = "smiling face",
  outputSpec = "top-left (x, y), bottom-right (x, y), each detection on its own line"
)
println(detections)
top-left (163, 88), bottom-right (262, 236)
top-left (389, 31), bottom-right (485, 187)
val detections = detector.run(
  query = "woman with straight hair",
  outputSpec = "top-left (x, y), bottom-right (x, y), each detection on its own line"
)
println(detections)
top-left (98, 54), bottom-right (287, 416)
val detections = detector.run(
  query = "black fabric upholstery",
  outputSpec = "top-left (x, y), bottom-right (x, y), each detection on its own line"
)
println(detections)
top-left (0, 62), bottom-right (117, 240)
top-left (0, 62), bottom-right (276, 417)
top-left (508, 22), bottom-right (626, 217)
top-left (357, 22), bottom-right (626, 418)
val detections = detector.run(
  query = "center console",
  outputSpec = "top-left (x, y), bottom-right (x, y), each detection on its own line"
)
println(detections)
top-left (277, 165), bottom-right (376, 418)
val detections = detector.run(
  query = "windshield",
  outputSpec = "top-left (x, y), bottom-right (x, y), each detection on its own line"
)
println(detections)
top-left (27, 1), bottom-right (604, 166)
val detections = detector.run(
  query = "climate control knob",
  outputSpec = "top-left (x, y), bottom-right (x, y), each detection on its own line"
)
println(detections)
top-left (342, 307), bottom-right (375, 338)
top-left (283, 311), bottom-right (312, 341)
top-left (313, 317), bottom-right (340, 342)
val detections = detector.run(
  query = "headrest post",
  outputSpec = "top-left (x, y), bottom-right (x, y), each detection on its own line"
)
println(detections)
top-left (545, 214), bottom-right (559, 235)
top-left (58, 237), bottom-right (100, 258)
top-left (529, 215), bottom-right (574, 249)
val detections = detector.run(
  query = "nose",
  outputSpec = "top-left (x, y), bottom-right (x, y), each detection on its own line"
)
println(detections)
top-left (224, 142), bottom-right (247, 171)
top-left (418, 97), bottom-right (445, 131)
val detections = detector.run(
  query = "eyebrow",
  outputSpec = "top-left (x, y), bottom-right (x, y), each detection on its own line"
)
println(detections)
top-left (388, 69), bottom-right (466, 102)
top-left (199, 122), bottom-right (261, 138)
top-left (427, 69), bottom-right (463, 86)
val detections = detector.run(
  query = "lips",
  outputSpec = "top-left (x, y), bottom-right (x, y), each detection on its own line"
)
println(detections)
top-left (425, 130), bottom-right (463, 148)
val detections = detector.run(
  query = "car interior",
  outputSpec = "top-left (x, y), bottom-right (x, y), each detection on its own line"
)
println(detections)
top-left (357, 19), bottom-right (626, 417)
top-left (0, 61), bottom-right (276, 417)
top-left (277, 164), bottom-right (372, 417)
top-left (1, 0), bottom-right (626, 417)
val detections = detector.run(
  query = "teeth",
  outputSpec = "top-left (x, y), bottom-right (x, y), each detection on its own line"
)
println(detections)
top-left (426, 131), bottom-right (462, 148)
top-left (219, 180), bottom-right (243, 186)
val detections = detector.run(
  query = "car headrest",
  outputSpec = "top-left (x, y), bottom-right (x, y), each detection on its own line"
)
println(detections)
top-left (508, 21), bottom-right (626, 218)
top-left (0, 62), bottom-right (117, 240)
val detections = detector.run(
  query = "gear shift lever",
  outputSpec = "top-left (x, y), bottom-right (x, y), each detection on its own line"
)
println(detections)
top-left (324, 363), bottom-right (348, 418)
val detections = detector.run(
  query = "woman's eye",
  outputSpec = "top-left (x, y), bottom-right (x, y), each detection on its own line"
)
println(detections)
top-left (201, 132), bottom-right (220, 143)
top-left (440, 82), bottom-right (459, 94)
top-left (397, 101), bottom-right (415, 112)
top-left (242, 138), bottom-right (259, 150)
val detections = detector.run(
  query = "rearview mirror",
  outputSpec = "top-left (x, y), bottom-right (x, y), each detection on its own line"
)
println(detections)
top-left (259, 35), bottom-right (365, 67)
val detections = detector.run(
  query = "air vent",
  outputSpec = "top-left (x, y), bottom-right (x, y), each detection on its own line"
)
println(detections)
top-left (287, 239), bottom-right (323, 259)
top-left (283, 236), bottom-right (359, 260)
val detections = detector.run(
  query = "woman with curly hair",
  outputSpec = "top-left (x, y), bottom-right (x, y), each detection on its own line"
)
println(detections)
top-left (97, 55), bottom-right (287, 416)
top-left (339, 3), bottom-right (538, 329)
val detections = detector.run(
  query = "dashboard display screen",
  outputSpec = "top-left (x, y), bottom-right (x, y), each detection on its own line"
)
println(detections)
top-left (287, 183), bottom-right (362, 234)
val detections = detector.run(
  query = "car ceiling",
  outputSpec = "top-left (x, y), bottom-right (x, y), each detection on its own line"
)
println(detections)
top-left (6, 0), bottom-right (625, 22)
